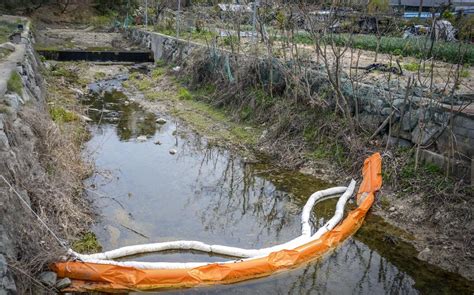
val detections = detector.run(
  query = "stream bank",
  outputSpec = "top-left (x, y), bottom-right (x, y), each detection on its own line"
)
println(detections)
top-left (0, 18), bottom-right (96, 293)
top-left (56, 60), bottom-right (474, 293)
top-left (125, 28), bottom-right (474, 283)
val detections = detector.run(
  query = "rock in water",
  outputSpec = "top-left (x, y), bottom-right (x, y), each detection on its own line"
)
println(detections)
top-left (156, 118), bottom-right (167, 124)
top-left (56, 277), bottom-right (72, 289)
top-left (417, 247), bottom-right (431, 261)
top-left (154, 140), bottom-right (161, 145)
top-left (169, 149), bottom-right (177, 155)
top-left (136, 135), bottom-right (147, 142)
top-left (38, 271), bottom-right (57, 287)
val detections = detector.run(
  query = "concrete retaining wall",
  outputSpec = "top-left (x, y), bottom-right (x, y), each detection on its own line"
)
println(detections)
top-left (126, 28), bottom-right (474, 182)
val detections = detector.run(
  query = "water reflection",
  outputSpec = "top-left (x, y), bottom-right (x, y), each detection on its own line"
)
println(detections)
top-left (84, 75), bottom-right (473, 294)
top-left (83, 79), bottom-right (157, 141)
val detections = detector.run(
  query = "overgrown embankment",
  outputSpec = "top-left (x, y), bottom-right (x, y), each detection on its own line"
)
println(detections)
top-left (0, 20), bottom-right (93, 293)
top-left (128, 29), bottom-right (473, 281)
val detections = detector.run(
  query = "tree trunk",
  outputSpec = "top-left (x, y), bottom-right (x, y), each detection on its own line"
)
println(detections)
top-left (418, 0), bottom-right (424, 17)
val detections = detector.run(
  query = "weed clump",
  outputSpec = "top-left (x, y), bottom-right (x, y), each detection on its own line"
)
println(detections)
top-left (7, 71), bottom-right (22, 96)
top-left (403, 62), bottom-right (420, 72)
top-left (460, 69), bottom-right (470, 78)
top-left (152, 67), bottom-right (166, 79)
top-left (94, 71), bottom-right (107, 80)
top-left (51, 67), bottom-right (79, 83)
top-left (49, 106), bottom-right (78, 123)
top-left (178, 87), bottom-right (192, 100)
top-left (72, 232), bottom-right (102, 253)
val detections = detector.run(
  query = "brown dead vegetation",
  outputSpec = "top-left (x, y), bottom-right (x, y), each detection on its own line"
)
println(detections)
top-left (1, 64), bottom-right (94, 292)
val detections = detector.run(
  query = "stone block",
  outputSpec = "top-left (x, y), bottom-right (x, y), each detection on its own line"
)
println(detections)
top-left (419, 149), bottom-right (471, 181)
top-left (0, 254), bottom-right (17, 294)
top-left (38, 271), bottom-right (57, 287)
top-left (411, 122), bottom-right (441, 145)
top-left (402, 110), bottom-right (418, 131)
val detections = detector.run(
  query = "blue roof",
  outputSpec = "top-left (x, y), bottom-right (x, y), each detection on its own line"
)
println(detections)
top-left (403, 12), bottom-right (441, 18)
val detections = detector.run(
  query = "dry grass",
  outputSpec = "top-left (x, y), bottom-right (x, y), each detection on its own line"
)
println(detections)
top-left (4, 106), bottom-right (93, 292)
top-left (1, 62), bottom-right (94, 293)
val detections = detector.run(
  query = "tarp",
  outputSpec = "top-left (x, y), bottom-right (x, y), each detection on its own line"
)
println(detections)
top-left (52, 153), bottom-right (382, 292)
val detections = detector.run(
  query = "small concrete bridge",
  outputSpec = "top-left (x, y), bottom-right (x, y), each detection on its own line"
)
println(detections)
top-left (36, 49), bottom-right (154, 62)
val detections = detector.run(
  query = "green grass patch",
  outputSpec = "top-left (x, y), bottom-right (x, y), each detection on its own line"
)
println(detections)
top-left (379, 196), bottom-right (391, 210)
top-left (50, 66), bottom-right (80, 83)
top-left (239, 105), bottom-right (253, 121)
top-left (0, 47), bottom-right (12, 60)
top-left (460, 69), bottom-right (470, 78)
top-left (126, 65), bottom-right (258, 147)
top-left (129, 71), bottom-right (141, 80)
top-left (309, 141), bottom-right (345, 164)
top-left (222, 35), bottom-right (239, 47)
top-left (35, 40), bottom-right (76, 51)
top-left (151, 67), bottom-right (166, 79)
top-left (93, 71), bottom-right (107, 80)
top-left (144, 90), bottom-right (174, 101)
top-left (336, 34), bottom-right (474, 64)
top-left (193, 84), bottom-right (216, 99)
top-left (403, 62), bottom-right (421, 72)
top-left (253, 88), bottom-right (274, 108)
top-left (72, 232), bottom-right (102, 254)
top-left (7, 72), bottom-right (22, 96)
top-left (136, 79), bottom-right (152, 91)
top-left (171, 100), bottom-right (258, 146)
top-left (129, 73), bottom-right (153, 91)
top-left (0, 105), bottom-right (10, 114)
top-left (401, 160), bottom-right (442, 179)
top-left (284, 32), bottom-right (474, 64)
top-left (49, 106), bottom-right (78, 123)
top-left (396, 155), bottom-right (459, 198)
top-left (178, 87), bottom-right (192, 100)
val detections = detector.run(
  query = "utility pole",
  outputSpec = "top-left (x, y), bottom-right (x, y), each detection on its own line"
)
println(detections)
top-left (145, 0), bottom-right (148, 31)
top-left (177, 0), bottom-right (181, 38)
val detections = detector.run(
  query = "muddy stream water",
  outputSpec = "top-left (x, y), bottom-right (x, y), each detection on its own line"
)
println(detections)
top-left (80, 68), bottom-right (473, 294)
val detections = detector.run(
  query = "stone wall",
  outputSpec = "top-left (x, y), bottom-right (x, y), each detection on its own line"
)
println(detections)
top-left (0, 18), bottom-right (46, 294)
top-left (126, 29), bottom-right (474, 182)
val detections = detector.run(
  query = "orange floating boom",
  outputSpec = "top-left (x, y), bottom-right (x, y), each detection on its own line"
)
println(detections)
top-left (52, 153), bottom-right (382, 292)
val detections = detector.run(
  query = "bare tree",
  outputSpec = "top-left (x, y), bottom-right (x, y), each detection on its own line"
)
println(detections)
top-left (301, 2), bottom-right (357, 137)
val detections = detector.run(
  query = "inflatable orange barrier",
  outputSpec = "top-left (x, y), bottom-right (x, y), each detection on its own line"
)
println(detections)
top-left (52, 153), bottom-right (382, 292)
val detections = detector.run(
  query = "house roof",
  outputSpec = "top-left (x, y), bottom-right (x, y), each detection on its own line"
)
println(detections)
top-left (389, 0), bottom-right (450, 7)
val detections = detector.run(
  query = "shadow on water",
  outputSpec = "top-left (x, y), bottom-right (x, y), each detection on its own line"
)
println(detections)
top-left (82, 75), bottom-right (473, 294)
